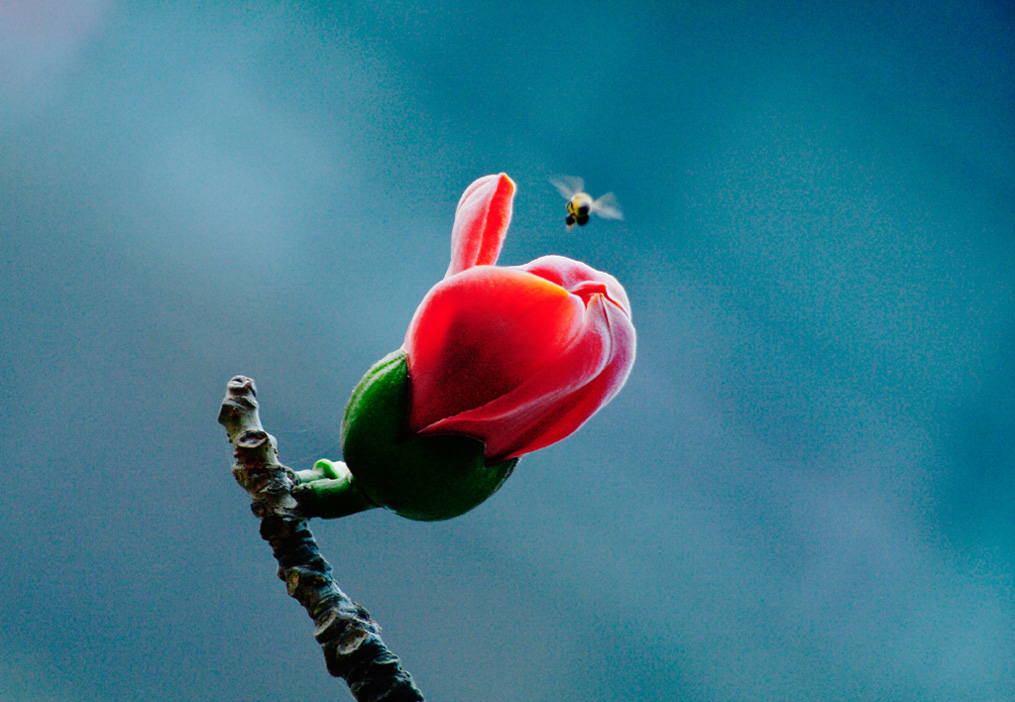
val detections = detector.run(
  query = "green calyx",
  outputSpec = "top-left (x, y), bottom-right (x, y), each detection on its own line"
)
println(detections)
top-left (302, 349), bottom-right (517, 521)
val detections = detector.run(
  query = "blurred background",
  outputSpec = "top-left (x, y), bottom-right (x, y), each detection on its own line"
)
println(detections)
top-left (1, 2), bottom-right (1012, 700)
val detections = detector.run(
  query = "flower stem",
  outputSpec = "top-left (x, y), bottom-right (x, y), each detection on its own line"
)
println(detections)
top-left (293, 459), bottom-right (379, 520)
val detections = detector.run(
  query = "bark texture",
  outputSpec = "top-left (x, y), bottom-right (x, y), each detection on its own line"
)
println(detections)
top-left (218, 375), bottom-right (425, 701)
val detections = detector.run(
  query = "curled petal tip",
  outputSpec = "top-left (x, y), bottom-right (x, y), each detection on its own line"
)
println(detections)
top-left (447, 173), bottom-right (516, 277)
top-left (455, 173), bottom-right (514, 211)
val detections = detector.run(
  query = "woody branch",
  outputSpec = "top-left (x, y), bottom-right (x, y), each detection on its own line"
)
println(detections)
top-left (217, 375), bottom-right (424, 702)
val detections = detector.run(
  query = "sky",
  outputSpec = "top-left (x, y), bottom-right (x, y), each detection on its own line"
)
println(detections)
top-left (1, 1), bottom-right (1013, 700)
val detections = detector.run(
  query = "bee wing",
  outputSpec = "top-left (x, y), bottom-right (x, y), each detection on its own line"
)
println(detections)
top-left (590, 192), bottom-right (623, 220)
top-left (550, 175), bottom-right (584, 200)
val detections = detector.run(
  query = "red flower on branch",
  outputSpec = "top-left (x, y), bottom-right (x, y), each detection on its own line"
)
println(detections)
top-left (303, 173), bottom-right (637, 521)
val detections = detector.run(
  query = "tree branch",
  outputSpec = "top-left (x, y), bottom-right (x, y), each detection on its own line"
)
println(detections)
top-left (217, 375), bottom-right (425, 702)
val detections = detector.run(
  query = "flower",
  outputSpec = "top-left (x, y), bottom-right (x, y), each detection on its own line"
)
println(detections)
top-left (404, 173), bottom-right (636, 460)
top-left (302, 173), bottom-right (636, 521)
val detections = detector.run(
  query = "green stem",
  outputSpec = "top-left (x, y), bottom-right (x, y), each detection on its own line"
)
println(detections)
top-left (293, 459), bottom-right (379, 520)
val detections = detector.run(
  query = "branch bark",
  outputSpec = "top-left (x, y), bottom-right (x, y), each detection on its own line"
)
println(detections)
top-left (217, 375), bottom-right (425, 702)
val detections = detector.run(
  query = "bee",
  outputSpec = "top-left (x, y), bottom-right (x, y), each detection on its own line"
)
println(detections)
top-left (550, 175), bottom-right (623, 231)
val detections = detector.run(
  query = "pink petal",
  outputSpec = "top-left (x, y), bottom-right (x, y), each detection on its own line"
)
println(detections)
top-left (446, 173), bottom-right (515, 278)
top-left (517, 255), bottom-right (632, 317)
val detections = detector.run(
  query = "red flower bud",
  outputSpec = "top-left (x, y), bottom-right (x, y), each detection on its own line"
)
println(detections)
top-left (404, 173), bottom-right (636, 460)
top-left (302, 173), bottom-right (638, 521)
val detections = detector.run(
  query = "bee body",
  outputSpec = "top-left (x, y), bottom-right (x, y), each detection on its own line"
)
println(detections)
top-left (565, 192), bottom-right (593, 227)
top-left (551, 175), bottom-right (622, 231)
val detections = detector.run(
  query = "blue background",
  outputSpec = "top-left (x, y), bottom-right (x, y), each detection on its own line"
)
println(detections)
top-left (2, 2), bottom-right (1012, 700)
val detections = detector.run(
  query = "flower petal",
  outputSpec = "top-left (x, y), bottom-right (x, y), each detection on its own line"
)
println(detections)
top-left (422, 292), bottom-right (636, 459)
top-left (446, 173), bottom-right (515, 278)
top-left (404, 266), bottom-right (585, 432)
top-left (515, 255), bottom-right (632, 317)
top-left (500, 296), bottom-right (636, 455)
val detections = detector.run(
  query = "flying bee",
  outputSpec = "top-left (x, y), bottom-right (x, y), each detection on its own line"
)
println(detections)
top-left (550, 175), bottom-right (623, 231)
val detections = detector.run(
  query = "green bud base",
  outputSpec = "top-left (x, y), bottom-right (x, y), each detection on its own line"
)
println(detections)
top-left (336, 349), bottom-right (517, 521)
